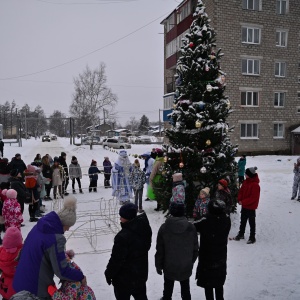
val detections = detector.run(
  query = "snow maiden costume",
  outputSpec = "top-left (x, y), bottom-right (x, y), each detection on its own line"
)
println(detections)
top-left (112, 150), bottom-right (133, 204)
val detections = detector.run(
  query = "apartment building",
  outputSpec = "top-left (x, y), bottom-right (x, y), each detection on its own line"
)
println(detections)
top-left (161, 0), bottom-right (300, 154)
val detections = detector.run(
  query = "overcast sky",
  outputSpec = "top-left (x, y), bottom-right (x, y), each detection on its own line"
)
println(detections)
top-left (0, 0), bottom-right (180, 126)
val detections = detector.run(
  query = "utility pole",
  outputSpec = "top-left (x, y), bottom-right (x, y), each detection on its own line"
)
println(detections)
top-left (25, 109), bottom-right (27, 140)
top-left (159, 109), bottom-right (162, 137)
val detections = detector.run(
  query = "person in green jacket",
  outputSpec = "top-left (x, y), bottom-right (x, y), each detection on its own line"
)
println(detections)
top-left (237, 155), bottom-right (246, 187)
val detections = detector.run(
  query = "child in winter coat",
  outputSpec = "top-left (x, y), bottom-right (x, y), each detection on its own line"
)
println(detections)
top-left (51, 157), bottom-right (65, 199)
top-left (237, 155), bottom-right (246, 187)
top-left (129, 159), bottom-right (146, 213)
top-left (215, 179), bottom-right (232, 214)
top-left (193, 187), bottom-right (210, 220)
top-left (170, 173), bottom-right (185, 205)
top-left (0, 227), bottom-right (23, 300)
top-left (103, 157), bottom-right (113, 188)
top-left (88, 160), bottom-right (101, 192)
top-left (48, 250), bottom-right (96, 300)
top-left (291, 157), bottom-right (300, 200)
top-left (1, 189), bottom-right (23, 230)
top-left (69, 156), bottom-right (83, 194)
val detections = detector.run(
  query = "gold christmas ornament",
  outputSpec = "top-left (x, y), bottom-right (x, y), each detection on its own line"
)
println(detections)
top-left (206, 84), bottom-right (213, 92)
top-left (227, 101), bottom-right (231, 108)
top-left (195, 120), bottom-right (202, 128)
top-left (164, 156), bottom-right (168, 163)
top-left (179, 162), bottom-right (184, 168)
top-left (206, 139), bottom-right (211, 146)
top-left (200, 166), bottom-right (207, 173)
top-left (173, 104), bottom-right (177, 109)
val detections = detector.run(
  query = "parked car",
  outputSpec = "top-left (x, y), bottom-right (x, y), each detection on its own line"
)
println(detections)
top-left (42, 135), bottom-right (51, 142)
top-left (134, 136), bottom-right (152, 144)
top-left (103, 138), bottom-right (131, 149)
top-left (82, 136), bottom-right (101, 145)
top-left (51, 135), bottom-right (57, 140)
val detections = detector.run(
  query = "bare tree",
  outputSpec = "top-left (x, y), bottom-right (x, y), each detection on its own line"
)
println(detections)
top-left (49, 110), bottom-right (66, 136)
top-left (125, 116), bottom-right (139, 132)
top-left (70, 64), bottom-right (118, 129)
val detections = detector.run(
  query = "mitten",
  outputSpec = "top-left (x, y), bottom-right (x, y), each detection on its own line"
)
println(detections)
top-left (156, 268), bottom-right (162, 275)
top-left (104, 271), bottom-right (112, 285)
top-left (48, 285), bottom-right (57, 297)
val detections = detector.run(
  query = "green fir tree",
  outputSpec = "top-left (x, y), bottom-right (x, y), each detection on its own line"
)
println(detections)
top-left (154, 0), bottom-right (238, 215)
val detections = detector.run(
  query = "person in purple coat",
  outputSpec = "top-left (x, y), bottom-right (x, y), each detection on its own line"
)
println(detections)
top-left (13, 196), bottom-right (87, 300)
top-left (103, 156), bottom-right (113, 188)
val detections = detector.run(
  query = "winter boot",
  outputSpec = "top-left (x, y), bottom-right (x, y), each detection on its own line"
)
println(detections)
top-left (233, 234), bottom-right (244, 241)
top-left (79, 189), bottom-right (83, 194)
top-left (154, 203), bottom-right (161, 211)
top-left (247, 237), bottom-right (256, 244)
top-left (73, 189), bottom-right (76, 194)
top-left (93, 188), bottom-right (97, 192)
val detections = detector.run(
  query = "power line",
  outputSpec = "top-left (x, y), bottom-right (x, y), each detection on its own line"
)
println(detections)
top-left (0, 12), bottom-right (168, 81)
top-left (35, 0), bottom-right (138, 4)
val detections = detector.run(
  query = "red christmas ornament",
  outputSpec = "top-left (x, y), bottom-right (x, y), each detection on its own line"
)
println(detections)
top-left (189, 42), bottom-right (194, 48)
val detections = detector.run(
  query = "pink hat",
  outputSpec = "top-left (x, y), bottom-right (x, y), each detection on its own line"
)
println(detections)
top-left (26, 165), bottom-right (36, 173)
top-left (3, 227), bottom-right (23, 253)
top-left (6, 189), bottom-right (17, 199)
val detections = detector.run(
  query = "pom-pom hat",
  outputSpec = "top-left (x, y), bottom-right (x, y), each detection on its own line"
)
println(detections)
top-left (119, 203), bottom-right (137, 220)
top-left (218, 179), bottom-right (228, 188)
top-left (6, 189), bottom-right (17, 199)
top-left (200, 187), bottom-right (210, 196)
top-left (57, 195), bottom-right (77, 227)
top-left (2, 227), bottom-right (23, 253)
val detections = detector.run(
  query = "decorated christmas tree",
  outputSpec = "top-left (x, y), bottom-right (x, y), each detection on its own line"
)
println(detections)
top-left (154, 0), bottom-right (238, 214)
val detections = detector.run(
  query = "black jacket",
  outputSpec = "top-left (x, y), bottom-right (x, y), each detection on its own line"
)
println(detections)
top-left (105, 213), bottom-right (152, 286)
top-left (8, 176), bottom-right (27, 204)
top-left (9, 158), bottom-right (27, 176)
top-left (42, 164), bottom-right (53, 179)
top-left (58, 156), bottom-right (68, 176)
top-left (155, 216), bottom-right (198, 281)
top-left (194, 212), bottom-right (231, 288)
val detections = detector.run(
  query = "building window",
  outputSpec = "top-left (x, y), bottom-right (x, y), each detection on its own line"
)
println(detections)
top-left (242, 27), bottom-right (261, 44)
top-left (298, 76), bottom-right (300, 84)
top-left (176, 1), bottom-right (191, 24)
top-left (166, 14), bottom-right (175, 33)
top-left (298, 92), bottom-right (300, 100)
top-left (242, 59), bottom-right (260, 75)
top-left (274, 123), bottom-right (284, 138)
top-left (241, 123), bottom-right (259, 138)
top-left (276, 30), bottom-right (288, 47)
top-left (274, 92), bottom-right (285, 107)
top-left (166, 39), bottom-right (177, 58)
top-left (276, 0), bottom-right (288, 14)
top-left (241, 91), bottom-right (259, 106)
top-left (275, 62), bottom-right (286, 77)
top-left (297, 107), bottom-right (300, 114)
top-left (242, 0), bottom-right (261, 10)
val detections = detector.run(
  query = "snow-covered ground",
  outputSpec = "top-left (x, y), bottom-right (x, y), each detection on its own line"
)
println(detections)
top-left (3, 138), bottom-right (300, 300)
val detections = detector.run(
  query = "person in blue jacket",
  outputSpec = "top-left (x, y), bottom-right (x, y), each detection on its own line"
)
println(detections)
top-left (13, 196), bottom-right (86, 300)
top-left (237, 155), bottom-right (246, 187)
top-left (88, 159), bottom-right (101, 192)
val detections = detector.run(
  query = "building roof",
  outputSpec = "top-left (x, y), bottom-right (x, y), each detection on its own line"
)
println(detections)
top-left (291, 126), bottom-right (300, 133)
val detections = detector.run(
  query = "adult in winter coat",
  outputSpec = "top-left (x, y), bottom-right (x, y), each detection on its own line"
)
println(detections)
top-left (0, 158), bottom-right (10, 188)
top-left (103, 157), bottom-right (113, 188)
top-left (0, 139), bottom-right (4, 157)
top-left (291, 157), bottom-right (300, 200)
top-left (155, 202), bottom-right (198, 300)
top-left (42, 155), bottom-right (53, 200)
top-left (8, 169), bottom-right (27, 214)
top-left (237, 155), bottom-right (246, 187)
top-left (58, 152), bottom-right (69, 196)
top-left (13, 196), bottom-right (86, 299)
top-left (215, 179), bottom-right (232, 215)
top-left (194, 200), bottom-right (231, 300)
top-left (129, 159), bottom-right (146, 213)
top-left (234, 167), bottom-right (260, 244)
top-left (140, 152), bottom-right (155, 200)
top-left (69, 156), bottom-right (83, 194)
top-left (105, 203), bottom-right (152, 300)
top-left (111, 150), bottom-right (133, 204)
top-left (0, 227), bottom-right (23, 300)
top-left (9, 154), bottom-right (27, 180)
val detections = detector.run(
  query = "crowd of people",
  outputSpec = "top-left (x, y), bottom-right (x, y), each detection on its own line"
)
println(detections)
top-left (0, 146), bottom-right (266, 300)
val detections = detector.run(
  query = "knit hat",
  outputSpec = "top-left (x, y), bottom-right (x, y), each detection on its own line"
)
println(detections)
top-left (6, 189), bottom-right (17, 199)
top-left (57, 195), bottom-right (77, 227)
top-left (119, 202), bottom-right (137, 220)
top-left (134, 159), bottom-right (140, 167)
top-left (26, 164), bottom-right (36, 173)
top-left (169, 202), bottom-right (185, 217)
top-left (200, 187), bottom-right (210, 196)
top-left (208, 199), bottom-right (226, 215)
top-left (104, 156), bottom-right (109, 160)
top-left (10, 169), bottom-right (19, 177)
top-left (61, 152), bottom-right (66, 157)
top-left (54, 156), bottom-right (59, 163)
top-left (72, 156), bottom-right (77, 161)
top-left (2, 227), bottom-right (23, 253)
top-left (172, 173), bottom-right (183, 182)
top-left (156, 148), bottom-right (163, 157)
top-left (91, 159), bottom-right (97, 166)
top-left (218, 179), bottom-right (228, 188)
top-left (15, 153), bottom-right (21, 158)
top-left (245, 167), bottom-right (257, 178)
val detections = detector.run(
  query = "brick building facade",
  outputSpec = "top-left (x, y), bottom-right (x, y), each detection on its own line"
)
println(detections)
top-left (161, 0), bottom-right (300, 154)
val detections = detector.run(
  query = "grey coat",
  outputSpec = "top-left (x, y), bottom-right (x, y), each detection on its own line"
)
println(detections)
top-left (155, 216), bottom-right (198, 281)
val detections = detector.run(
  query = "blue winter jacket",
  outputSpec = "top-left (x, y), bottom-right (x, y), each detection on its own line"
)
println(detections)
top-left (88, 166), bottom-right (101, 180)
top-left (13, 212), bottom-right (84, 298)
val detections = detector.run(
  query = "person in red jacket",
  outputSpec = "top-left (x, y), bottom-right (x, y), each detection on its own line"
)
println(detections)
top-left (0, 227), bottom-right (23, 300)
top-left (233, 167), bottom-right (260, 244)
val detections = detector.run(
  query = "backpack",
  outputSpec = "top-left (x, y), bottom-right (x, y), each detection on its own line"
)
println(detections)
top-left (25, 177), bottom-right (37, 189)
